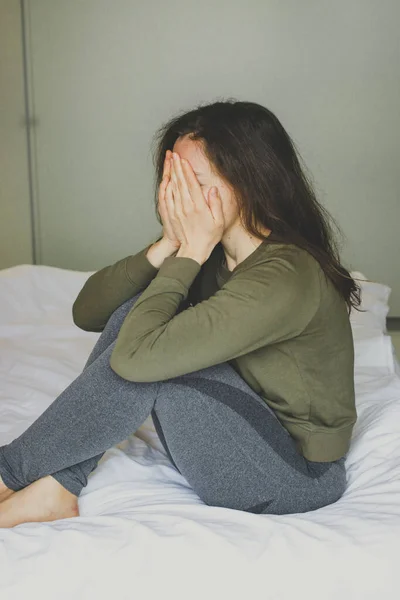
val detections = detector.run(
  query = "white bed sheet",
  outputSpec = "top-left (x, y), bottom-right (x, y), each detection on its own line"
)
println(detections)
top-left (0, 264), bottom-right (400, 600)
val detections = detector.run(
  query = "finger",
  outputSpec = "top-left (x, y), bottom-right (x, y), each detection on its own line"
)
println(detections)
top-left (181, 158), bottom-right (206, 210)
top-left (170, 157), bottom-right (179, 192)
top-left (164, 180), bottom-right (176, 222)
top-left (158, 179), bottom-right (169, 220)
top-left (170, 159), bottom-right (184, 219)
top-left (162, 154), bottom-right (168, 178)
top-left (159, 171), bottom-right (169, 195)
top-left (158, 182), bottom-right (174, 233)
top-left (158, 173), bottom-right (170, 207)
top-left (208, 187), bottom-right (225, 226)
top-left (163, 150), bottom-right (172, 179)
top-left (167, 179), bottom-right (184, 238)
top-left (171, 153), bottom-right (192, 212)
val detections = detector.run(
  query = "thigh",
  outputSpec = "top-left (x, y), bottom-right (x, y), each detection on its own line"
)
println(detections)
top-left (153, 362), bottom-right (347, 515)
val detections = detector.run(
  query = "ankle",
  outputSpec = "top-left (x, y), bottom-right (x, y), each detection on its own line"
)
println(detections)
top-left (45, 476), bottom-right (78, 503)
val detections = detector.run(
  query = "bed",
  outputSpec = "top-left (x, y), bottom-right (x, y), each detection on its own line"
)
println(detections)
top-left (1, 263), bottom-right (399, 600)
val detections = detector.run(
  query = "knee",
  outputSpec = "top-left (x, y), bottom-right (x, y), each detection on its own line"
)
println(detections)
top-left (108, 293), bottom-right (143, 326)
top-left (117, 293), bottom-right (142, 315)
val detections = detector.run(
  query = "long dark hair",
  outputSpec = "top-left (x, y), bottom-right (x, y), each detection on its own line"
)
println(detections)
top-left (151, 98), bottom-right (362, 314)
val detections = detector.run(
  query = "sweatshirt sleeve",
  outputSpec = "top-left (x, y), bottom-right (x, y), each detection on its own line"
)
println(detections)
top-left (72, 236), bottom-right (162, 332)
top-left (109, 251), bottom-right (321, 382)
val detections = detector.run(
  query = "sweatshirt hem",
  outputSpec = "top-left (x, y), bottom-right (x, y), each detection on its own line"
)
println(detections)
top-left (282, 421), bottom-right (355, 462)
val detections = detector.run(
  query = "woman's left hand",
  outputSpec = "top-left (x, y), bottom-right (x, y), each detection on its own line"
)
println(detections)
top-left (165, 152), bottom-right (225, 265)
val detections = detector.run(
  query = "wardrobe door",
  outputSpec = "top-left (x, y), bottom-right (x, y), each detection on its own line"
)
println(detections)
top-left (0, 0), bottom-right (32, 269)
top-left (25, 0), bottom-right (165, 272)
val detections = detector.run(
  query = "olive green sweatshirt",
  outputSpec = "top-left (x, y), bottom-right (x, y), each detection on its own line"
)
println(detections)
top-left (72, 233), bottom-right (357, 462)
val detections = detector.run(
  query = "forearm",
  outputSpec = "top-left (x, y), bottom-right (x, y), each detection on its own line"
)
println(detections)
top-left (145, 237), bottom-right (180, 268)
top-left (72, 237), bottom-right (165, 332)
top-left (175, 243), bottom-right (212, 266)
top-left (110, 254), bottom-right (202, 381)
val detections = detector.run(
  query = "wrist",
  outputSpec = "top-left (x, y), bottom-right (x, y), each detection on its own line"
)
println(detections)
top-left (175, 245), bottom-right (209, 265)
top-left (146, 238), bottom-right (179, 269)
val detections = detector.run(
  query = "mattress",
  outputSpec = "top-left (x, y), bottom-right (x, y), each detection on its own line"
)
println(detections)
top-left (0, 264), bottom-right (399, 600)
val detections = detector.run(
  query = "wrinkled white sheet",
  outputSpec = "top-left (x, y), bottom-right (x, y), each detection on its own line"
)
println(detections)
top-left (0, 264), bottom-right (399, 600)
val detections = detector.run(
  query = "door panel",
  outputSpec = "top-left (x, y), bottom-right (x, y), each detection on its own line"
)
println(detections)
top-left (0, 0), bottom-right (32, 269)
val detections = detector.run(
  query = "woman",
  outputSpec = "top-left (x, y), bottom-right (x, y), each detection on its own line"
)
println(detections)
top-left (0, 100), bottom-right (361, 527)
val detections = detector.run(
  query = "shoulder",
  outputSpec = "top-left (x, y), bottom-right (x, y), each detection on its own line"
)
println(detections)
top-left (264, 241), bottom-right (319, 265)
top-left (236, 242), bottom-right (322, 287)
top-left (216, 243), bottom-right (321, 321)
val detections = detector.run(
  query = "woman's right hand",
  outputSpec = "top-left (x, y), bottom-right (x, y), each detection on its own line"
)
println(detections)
top-left (158, 150), bottom-right (181, 251)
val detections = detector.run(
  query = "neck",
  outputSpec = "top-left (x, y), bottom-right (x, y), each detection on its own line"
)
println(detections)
top-left (221, 224), bottom-right (271, 271)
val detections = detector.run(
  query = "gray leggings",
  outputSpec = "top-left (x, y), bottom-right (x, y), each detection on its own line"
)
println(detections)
top-left (0, 292), bottom-right (347, 515)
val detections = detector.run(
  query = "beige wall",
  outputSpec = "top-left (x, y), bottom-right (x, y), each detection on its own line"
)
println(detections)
top-left (0, 0), bottom-right (32, 268)
top-left (2, 0), bottom-right (400, 314)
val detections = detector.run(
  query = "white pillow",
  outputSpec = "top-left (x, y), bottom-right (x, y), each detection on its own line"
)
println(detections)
top-left (349, 271), bottom-right (398, 375)
top-left (349, 271), bottom-right (391, 334)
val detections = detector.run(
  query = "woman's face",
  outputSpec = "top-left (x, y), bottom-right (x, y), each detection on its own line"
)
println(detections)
top-left (172, 135), bottom-right (240, 232)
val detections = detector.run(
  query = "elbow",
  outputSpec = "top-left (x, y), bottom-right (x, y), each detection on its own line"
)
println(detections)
top-left (109, 348), bottom-right (139, 381)
top-left (72, 300), bottom-right (105, 333)
top-left (109, 347), bottom-right (160, 383)
top-left (72, 301), bottom-right (86, 330)
top-left (72, 301), bottom-right (91, 331)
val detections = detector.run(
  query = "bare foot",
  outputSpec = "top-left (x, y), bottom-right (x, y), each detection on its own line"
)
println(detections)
top-left (0, 475), bottom-right (79, 528)
top-left (0, 477), bottom-right (15, 502)
top-left (0, 476), bottom-right (14, 503)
